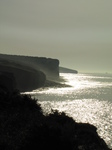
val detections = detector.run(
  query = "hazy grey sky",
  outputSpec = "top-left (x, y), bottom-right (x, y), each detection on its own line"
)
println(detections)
top-left (0, 0), bottom-right (112, 73)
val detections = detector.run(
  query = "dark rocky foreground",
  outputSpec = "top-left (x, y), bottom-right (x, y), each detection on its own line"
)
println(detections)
top-left (0, 88), bottom-right (111, 150)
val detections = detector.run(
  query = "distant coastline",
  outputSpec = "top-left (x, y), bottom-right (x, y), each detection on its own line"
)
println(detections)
top-left (59, 66), bottom-right (78, 74)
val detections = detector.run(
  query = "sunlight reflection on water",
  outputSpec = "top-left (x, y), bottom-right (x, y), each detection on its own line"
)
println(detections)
top-left (26, 73), bottom-right (112, 148)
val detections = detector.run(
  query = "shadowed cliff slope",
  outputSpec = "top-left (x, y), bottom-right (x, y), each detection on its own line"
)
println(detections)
top-left (0, 59), bottom-right (46, 92)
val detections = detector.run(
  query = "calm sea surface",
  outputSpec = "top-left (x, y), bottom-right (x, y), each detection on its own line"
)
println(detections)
top-left (25, 73), bottom-right (112, 148)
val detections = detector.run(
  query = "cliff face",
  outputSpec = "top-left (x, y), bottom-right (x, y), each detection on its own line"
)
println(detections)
top-left (0, 59), bottom-right (46, 92)
top-left (0, 53), bottom-right (60, 92)
top-left (0, 72), bottom-right (16, 93)
top-left (0, 54), bottom-right (59, 78)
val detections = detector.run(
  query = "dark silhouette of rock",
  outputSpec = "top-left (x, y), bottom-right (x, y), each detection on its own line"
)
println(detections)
top-left (0, 59), bottom-right (46, 92)
top-left (0, 90), bottom-right (111, 150)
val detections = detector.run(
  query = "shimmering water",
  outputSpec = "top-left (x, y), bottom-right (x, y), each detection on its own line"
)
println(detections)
top-left (25, 73), bottom-right (112, 148)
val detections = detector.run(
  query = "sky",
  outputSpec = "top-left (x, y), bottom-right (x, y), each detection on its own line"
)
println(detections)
top-left (0, 0), bottom-right (112, 73)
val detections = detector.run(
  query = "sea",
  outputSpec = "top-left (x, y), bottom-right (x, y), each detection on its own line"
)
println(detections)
top-left (25, 73), bottom-right (112, 148)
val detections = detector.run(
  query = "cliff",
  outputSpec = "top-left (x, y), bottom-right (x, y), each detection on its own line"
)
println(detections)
top-left (0, 72), bottom-right (16, 93)
top-left (59, 67), bottom-right (78, 74)
top-left (0, 59), bottom-right (46, 92)
top-left (0, 54), bottom-right (59, 78)
top-left (0, 53), bottom-right (60, 91)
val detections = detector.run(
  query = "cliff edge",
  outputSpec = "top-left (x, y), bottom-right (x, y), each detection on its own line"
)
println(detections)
top-left (0, 53), bottom-right (60, 92)
top-left (0, 54), bottom-right (59, 78)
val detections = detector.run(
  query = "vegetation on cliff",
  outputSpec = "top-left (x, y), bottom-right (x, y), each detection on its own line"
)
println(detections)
top-left (0, 88), bottom-right (111, 150)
